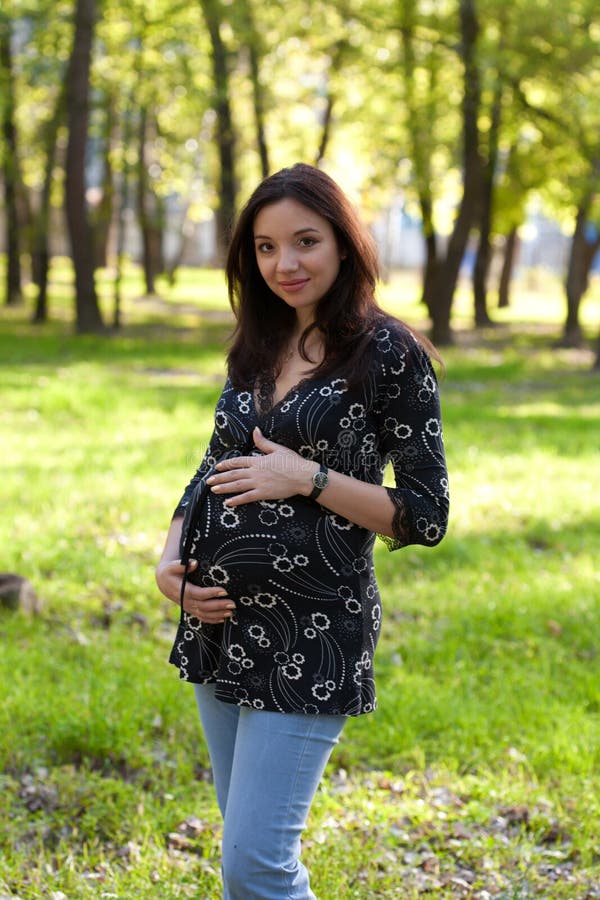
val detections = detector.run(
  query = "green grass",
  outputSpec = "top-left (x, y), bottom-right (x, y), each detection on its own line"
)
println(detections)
top-left (1, 261), bottom-right (599, 898)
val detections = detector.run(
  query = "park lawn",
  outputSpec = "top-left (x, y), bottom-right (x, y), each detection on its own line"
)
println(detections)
top-left (0, 265), bottom-right (599, 898)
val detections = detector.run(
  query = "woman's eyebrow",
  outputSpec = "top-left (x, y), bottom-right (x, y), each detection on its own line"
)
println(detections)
top-left (253, 227), bottom-right (322, 240)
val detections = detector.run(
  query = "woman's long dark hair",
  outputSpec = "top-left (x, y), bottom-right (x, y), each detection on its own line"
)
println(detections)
top-left (225, 162), bottom-right (439, 387)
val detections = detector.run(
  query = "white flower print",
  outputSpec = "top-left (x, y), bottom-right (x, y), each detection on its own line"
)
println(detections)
top-left (255, 592), bottom-right (277, 608)
top-left (253, 699), bottom-right (265, 709)
top-left (311, 684), bottom-right (332, 701)
top-left (329, 514), bottom-right (352, 531)
top-left (237, 392), bottom-right (252, 414)
top-left (209, 565), bottom-right (229, 585)
top-left (274, 557), bottom-right (293, 573)
top-left (312, 612), bottom-right (330, 630)
top-left (268, 542), bottom-right (288, 558)
top-left (395, 422), bottom-right (413, 440)
top-left (331, 378), bottom-right (347, 393)
top-left (259, 509), bottom-right (278, 526)
top-left (293, 554), bottom-right (309, 566)
top-left (339, 416), bottom-right (351, 429)
top-left (425, 417), bottom-right (441, 436)
top-left (349, 403), bottom-right (365, 419)
top-left (319, 386), bottom-right (332, 397)
top-left (220, 508), bottom-right (240, 528)
top-left (283, 663), bottom-right (302, 680)
top-left (371, 604), bottom-right (381, 630)
top-left (279, 503), bottom-right (294, 517)
top-left (249, 625), bottom-right (265, 640)
top-left (345, 598), bottom-right (361, 614)
top-left (228, 644), bottom-right (246, 661)
top-left (299, 444), bottom-right (317, 459)
top-left (304, 627), bottom-right (317, 638)
top-left (425, 523), bottom-right (442, 542)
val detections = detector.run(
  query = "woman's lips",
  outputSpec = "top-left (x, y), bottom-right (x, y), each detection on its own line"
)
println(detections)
top-left (278, 279), bottom-right (310, 292)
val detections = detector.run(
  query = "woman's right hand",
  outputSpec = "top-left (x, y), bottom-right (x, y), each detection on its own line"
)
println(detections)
top-left (155, 559), bottom-right (236, 624)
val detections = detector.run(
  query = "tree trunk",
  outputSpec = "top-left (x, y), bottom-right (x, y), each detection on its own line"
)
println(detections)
top-left (240, 2), bottom-right (270, 179)
top-left (473, 75), bottom-right (503, 327)
top-left (136, 107), bottom-right (164, 296)
top-left (0, 20), bottom-right (23, 306)
top-left (315, 95), bottom-right (334, 168)
top-left (398, 13), bottom-right (440, 317)
top-left (91, 96), bottom-right (115, 270)
top-left (32, 89), bottom-right (65, 323)
top-left (429, 0), bottom-right (483, 345)
top-left (560, 198), bottom-right (600, 347)
top-left (419, 194), bottom-right (439, 315)
top-left (64, 0), bottom-right (105, 333)
top-left (249, 41), bottom-right (269, 178)
top-left (497, 226), bottom-right (517, 308)
top-left (200, 0), bottom-right (237, 262)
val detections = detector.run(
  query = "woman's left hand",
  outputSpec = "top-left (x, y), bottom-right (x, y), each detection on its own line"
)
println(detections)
top-left (206, 427), bottom-right (317, 506)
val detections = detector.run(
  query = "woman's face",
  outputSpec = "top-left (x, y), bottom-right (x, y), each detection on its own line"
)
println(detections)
top-left (253, 198), bottom-right (344, 325)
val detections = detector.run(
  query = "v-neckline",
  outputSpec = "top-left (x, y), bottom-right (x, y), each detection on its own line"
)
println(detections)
top-left (253, 372), bottom-right (315, 420)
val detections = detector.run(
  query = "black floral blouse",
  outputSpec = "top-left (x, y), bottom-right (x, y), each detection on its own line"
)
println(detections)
top-left (169, 318), bottom-right (449, 716)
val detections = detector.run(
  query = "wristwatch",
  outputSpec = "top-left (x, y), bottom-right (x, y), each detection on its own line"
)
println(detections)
top-left (309, 464), bottom-right (329, 501)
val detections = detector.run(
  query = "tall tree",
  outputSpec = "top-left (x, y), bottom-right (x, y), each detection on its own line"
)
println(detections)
top-left (200, 0), bottom-right (237, 261)
top-left (428, 0), bottom-right (483, 344)
top-left (32, 89), bottom-right (65, 323)
top-left (64, 0), bottom-right (105, 332)
top-left (0, 14), bottom-right (23, 306)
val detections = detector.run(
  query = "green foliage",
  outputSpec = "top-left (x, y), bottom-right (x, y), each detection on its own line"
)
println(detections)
top-left (0, 267), bottom-right (599, 896)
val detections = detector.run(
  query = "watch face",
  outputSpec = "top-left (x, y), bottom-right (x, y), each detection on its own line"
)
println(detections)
top-left (313, 471), bottom-right (329, 490)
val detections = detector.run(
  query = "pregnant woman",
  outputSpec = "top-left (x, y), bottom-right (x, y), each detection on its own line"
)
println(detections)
top-left (156, 162), bottom-right (449, 900)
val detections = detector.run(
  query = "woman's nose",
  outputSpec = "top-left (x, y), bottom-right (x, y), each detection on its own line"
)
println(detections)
top-left (276, 248), bottom-right (299, 273)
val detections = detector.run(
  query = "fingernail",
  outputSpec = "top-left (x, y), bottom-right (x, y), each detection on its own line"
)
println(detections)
top-left (206, 476), bottom-right (214, 484)
top-left (226, 604), bottom-right (235, 610)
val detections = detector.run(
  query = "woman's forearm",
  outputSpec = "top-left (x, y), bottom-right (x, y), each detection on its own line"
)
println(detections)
top-left (158, 516), bottom-right (184, 564)
top-left (297, 465), bottom-right (397, 538)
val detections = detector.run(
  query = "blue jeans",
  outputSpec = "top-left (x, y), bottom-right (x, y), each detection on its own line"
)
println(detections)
top-left (193, 684), bottom-right (346, 900)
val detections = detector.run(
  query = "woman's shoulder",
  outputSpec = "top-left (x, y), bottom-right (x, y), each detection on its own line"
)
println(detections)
top-left (369, 314), bottom-right (431, 365)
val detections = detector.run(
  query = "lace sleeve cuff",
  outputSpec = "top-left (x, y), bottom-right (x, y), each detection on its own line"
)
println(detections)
top-left (380, 486), bottom-right (448, 552)
top-left (379, 487), bottom-right (411, 551)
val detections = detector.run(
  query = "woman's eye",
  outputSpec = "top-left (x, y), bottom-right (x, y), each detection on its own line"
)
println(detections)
top-left (257, 242), bottom-right (273, 253)
top-left (299, 237), bottom-right (317, 247)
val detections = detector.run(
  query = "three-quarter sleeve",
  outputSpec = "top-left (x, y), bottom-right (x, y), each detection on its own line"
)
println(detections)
top-left (372, 324), bottom-right (449, 551)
